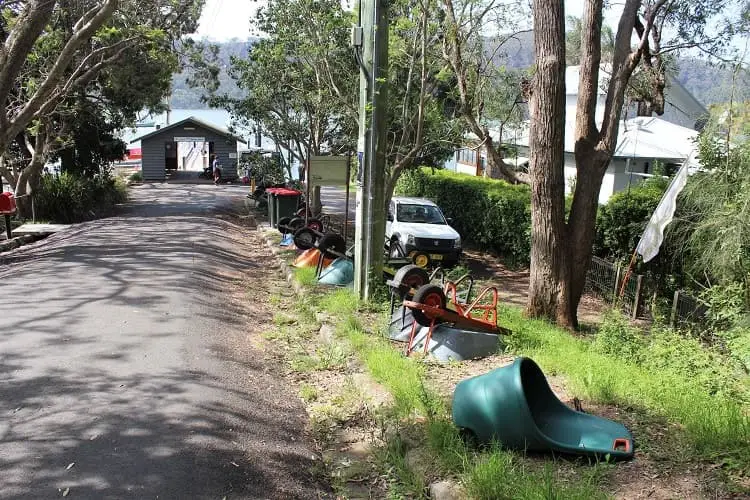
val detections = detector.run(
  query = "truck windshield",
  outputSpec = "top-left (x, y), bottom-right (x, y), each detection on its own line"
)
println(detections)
top-left (396, 204), bottom-right (446, 224)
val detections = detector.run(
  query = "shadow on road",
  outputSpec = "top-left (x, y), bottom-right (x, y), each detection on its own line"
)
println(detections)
top-left (0, 184), bottom-right (328, 499)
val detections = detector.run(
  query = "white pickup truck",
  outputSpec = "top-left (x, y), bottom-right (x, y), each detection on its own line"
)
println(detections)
top-left (386, 197), bottom-right (462, 267)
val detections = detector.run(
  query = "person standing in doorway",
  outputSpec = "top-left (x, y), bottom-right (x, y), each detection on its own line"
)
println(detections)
top-left (211, 154), bottom-right (221, 185)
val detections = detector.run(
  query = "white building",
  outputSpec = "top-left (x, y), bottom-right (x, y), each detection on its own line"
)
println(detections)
top-left (448, 65), bottom-right (707, 203)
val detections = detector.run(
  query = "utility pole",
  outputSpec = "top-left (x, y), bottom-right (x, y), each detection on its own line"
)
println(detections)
top-left (353, 0), bottom-right (389, 300)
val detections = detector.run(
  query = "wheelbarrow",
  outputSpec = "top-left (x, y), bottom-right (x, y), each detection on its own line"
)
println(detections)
top-left (402, 280), bottom-right (499, 356)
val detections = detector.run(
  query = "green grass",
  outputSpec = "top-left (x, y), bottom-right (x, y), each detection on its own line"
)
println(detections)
top-left (290, 267), bottom-right (750, 496)
top-left (502, 306), bottom-right (750, 468)
top-left (293, 266), bottom-right (318, 287)
top-left (465, 448), bottom-right (606, 500)
top-left (299, 383), bottom-right (319, 402)
top-left (297, 288), bottom-right (607, 497)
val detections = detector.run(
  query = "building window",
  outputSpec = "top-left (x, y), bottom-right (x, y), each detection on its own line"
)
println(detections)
top-left (644, 161), bottom-right (650, 174)
top-left (458, 148), bottom-right (477, 164)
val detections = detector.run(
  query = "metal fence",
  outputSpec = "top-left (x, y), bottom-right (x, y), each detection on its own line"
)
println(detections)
top-left (670, 290), bottom-right (708, 326)
top-left (585, 256), bottom-right (645, 319)
top-left (585, 255), bottom-right (708, 325)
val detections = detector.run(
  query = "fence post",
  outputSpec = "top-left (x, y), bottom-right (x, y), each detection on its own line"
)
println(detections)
top-left (613, 263), bottom-right (622, 304)
top-left (632, 275), bottom-right (643, 319)
top-left (670, 290), bottom-right (679, 327)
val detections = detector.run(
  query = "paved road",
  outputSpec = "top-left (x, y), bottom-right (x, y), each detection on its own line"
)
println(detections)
top-left (0, 184), bottom-right (328, 499)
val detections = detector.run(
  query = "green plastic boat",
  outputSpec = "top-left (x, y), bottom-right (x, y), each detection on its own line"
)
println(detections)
top-left (452, 357), bottom-right (634, 460)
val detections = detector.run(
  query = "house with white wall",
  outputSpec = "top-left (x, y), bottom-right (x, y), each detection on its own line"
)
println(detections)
top-left (447, 65), bottom-right (707, 202)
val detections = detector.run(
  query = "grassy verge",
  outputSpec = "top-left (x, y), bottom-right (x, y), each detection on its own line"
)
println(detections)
top-left (502, 306), bottom-right (750, 472)
top-left (283, 259), bottom-right (748, 496)
top-left (304, 287), bottom-right (610, 498)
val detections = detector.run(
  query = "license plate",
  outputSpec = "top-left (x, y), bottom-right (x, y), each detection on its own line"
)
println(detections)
top-left (430, 254), bottom-right (443, 260)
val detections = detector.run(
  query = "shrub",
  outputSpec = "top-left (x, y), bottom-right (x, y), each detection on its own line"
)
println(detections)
top-left (35, 173), bottom-right (127, 223)
top-left (128, 171), bottom-right (143, 182)
top-left (396, 168), bottom-right (531, 264)
top-left (594, 177), bottom-right (667, 260)
top-left (593, 312), bottom-right (749, 403)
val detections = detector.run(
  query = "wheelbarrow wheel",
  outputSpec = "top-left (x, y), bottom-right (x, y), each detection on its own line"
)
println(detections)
top-left (317, 233), bottom-right (346, 259)
top-left (412, 284), bottom-right (446, 326)
top-left (288, 217), bottom-right (306, 232)
top-left (307, 217), bottom-right (324, 233)
top-left (293, 227), bottom-right (318, 250)
top-left (392, 265), bottom-right (430, 297)
top-left (278, 216), bottom-right (292, 235)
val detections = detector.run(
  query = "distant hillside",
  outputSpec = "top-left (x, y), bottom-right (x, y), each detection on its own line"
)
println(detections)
top-left (675, 57), bottom-right (750, 107)
top-left (171, 39), bottom-right (256, 109)
top-left (171, 37), bottom-right (747, 110)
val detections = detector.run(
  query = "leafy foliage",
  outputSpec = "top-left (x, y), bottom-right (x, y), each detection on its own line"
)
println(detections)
top-left (397, 168), bottom-right (531, 264)
top-left (677, 104), bottom-right (750, 289)
top-left (594, 312), bottom-right (749, 404)
top-left (35, 173), bottom-right (127, 223)
top-left (594, 176), bottom-right (668, 261)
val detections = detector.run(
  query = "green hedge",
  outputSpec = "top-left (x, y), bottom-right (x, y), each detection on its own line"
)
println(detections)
top-left (396, 168), bottom-right (531, 264)
top-left (593, 177), bottom-right (668, 260)
top-left (35, 173), bottom-right (128, 223)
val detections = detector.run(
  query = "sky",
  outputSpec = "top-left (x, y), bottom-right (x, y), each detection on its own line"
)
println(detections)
top-left (194, 0), bottom-right (262, 41)
top-left (194, 0), bottom-right (617, 42)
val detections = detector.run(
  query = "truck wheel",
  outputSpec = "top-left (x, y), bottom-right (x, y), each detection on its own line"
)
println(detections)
top-left (411, 251), bottom-right (431, 268)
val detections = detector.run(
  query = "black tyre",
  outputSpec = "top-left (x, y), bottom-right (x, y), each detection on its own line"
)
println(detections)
top-left (278, 216), bottom-right (292, 234)
top-left (317, 233), bottom-right (346, 259)
top-left (392, 265), bottom-right (430, 294)
top-left (411, 284), bottom-right (446, 326)
top-left (307, 217), bottom-right (324, 233)
top-left (288, 217), bottom-right (306, 232)
top-left (293, 227), bottom-right (317, 250)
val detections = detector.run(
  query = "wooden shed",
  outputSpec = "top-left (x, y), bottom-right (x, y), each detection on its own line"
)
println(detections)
top-left (130, 116), bottom-right (245, 181)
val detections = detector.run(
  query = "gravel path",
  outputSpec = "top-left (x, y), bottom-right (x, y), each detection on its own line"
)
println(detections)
top-left (0, 183), bottom-right (329, 499)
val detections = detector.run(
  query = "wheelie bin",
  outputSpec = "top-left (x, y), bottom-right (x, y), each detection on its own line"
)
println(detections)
top-left (274, 188), bottom-right (302, 227)
top-left (265, 188), bottom-right (280, 227)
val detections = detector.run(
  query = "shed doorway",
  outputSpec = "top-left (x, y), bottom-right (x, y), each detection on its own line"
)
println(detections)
top-left (165, 140), bottom-right (213, 172)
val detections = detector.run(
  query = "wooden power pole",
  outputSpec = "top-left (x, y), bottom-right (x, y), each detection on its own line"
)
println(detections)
top-left (353, 0), bottom-right (389, 300)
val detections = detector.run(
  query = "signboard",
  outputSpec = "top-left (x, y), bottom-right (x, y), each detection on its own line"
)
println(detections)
top-left (173, 136), bottom-right (205, 142)
top-left (309, 155), bottom-right (349, 187)
top-left (228, 153), bottom-right (237, 159)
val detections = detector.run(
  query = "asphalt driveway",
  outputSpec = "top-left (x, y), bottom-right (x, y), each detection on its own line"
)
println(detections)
top-left (0, 184), bottom-right (328, 499)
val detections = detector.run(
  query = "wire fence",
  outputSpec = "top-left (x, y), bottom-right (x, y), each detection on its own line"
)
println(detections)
top-left (585, 255), bottom-right (707, 325)
top-left (670, 290), bottom-right (708, 326)
top-left (585, 256), bottom-right (645, 318)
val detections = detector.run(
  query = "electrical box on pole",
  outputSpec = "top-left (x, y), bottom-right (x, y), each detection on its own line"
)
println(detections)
top-left (353, 0), bottom-right (389, 301)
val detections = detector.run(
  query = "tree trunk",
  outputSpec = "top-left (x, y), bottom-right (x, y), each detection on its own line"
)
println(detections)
top-left (526, 0), bottom-right (575, 327)
top-left (567, 151), bottom-right (610, 309)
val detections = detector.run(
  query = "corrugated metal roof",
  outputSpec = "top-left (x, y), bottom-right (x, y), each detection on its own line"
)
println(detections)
top-left (129, 116), bottom-right (246, 144)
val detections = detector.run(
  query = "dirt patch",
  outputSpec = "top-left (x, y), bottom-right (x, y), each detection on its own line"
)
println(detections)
top-left (462, 248), bottom-right (610, 326)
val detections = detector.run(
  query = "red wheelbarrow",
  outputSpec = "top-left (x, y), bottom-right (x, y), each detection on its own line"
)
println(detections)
top-left (402, 280), bottom-right (501, 356)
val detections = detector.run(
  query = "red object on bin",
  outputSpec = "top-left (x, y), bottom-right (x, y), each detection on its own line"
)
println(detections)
top-left (265, 187), bottom-right (301, 196)
top-left (0, 192), bottom-right (16, 215)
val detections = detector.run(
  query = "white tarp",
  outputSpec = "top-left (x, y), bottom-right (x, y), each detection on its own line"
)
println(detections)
top-left (635, 152), bottom-right (694, 262)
